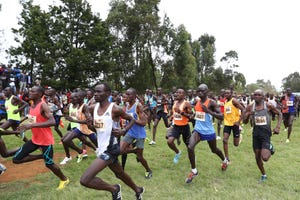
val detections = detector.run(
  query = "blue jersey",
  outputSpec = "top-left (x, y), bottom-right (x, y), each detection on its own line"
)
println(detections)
top-left (126, 102), bottom-right (146, 139)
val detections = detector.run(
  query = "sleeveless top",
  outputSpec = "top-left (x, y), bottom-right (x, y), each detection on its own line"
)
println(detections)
top-left (217, 97), bottom-right (226, 114)
top-left (194, 99), bottom-right (215, 135)
top-left (28, 101), bottom-right (54, 145)
top-left (94, 103), bottom-right (119, 156)
top-left (252, 101), bottom-right (271, 137)
top-left (77, 103), bottom-right (93, 135)
top-left (69, 103), bottom-right (79, 129)
top-left (156, 95), bottom-right (164, 112)
top-left (5, 96), bottom-right (21, 121)
top-left (0, 99), bottom-right (6, 115)
top-left (126, 102), bottom-right (146, 139)
top-left (172, 100), bottom-right (189, 126)
top-left (285, 94), bottom-right (296, 113)
top-left (224, 98), bottom-right (240, 126)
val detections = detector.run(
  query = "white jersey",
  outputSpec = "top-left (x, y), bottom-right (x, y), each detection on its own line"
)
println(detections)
top-left (93, 102), bottom-right (118, 156)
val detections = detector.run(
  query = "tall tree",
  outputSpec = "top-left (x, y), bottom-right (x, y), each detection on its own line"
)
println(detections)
top-left (9, 0), bottom-right (113, 89)
top-left (197, 34), bottom-right (216, 84)
top-left (172, 25), bottom-right (197, 89)
top-left (282, 72), bottom-right (300, 91)
top-left (220, 50), bottom-right (246, 91)
top-left (106, 0), bottom-right (161, 92)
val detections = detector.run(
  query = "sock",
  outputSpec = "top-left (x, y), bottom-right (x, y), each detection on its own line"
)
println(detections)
top-left (192, 168), bottom-right (197, 174)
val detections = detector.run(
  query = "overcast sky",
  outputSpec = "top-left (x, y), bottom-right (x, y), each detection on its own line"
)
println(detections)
top-left (1, 0), bottom-right (299, 90)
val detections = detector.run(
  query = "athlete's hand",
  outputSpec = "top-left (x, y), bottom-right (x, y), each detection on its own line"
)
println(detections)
top-left (273, 127), bottom-right (280, 135)
top-left (112, 128), bottom-right (122, 137)
top-left (17, 124), bottom-right (32, 132)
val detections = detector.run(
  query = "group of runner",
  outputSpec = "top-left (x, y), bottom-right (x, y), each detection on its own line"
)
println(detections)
top-left (0, 83), bottom-right (299, 200)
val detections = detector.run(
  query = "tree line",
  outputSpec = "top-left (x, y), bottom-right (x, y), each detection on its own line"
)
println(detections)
top-left (3, 0), bottom-right (300, 94)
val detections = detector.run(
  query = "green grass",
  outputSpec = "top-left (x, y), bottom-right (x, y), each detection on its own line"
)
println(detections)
top-left (1, 118), bottom-right (300, 200)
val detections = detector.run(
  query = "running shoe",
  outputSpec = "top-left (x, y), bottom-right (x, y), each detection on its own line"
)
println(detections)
top-left (259, 174), bottom-right (267, 182)
top-left (173, 151), bottom-right (181, 164)
top-left (270, 143), bottom-right (275, 155)
top-left (221, 159), bottom-right (228, 171)
top-left (82, 149), bottom-right (88, 158)
top-left (112, 184), bottom-right (122, 200)
top-left (286, 138), bottom-right (290, 143)
top-left (145, 171), bottom-right (153, 179)
top-left (149, 140), bottom-right (156, 145)
top-left (0, 163), bottom-right (6, 175)
top-left (57, 178), bottom-right (70, 190)
top-left (185, 171), bottom-right (198, 184)
top-left (136, 187), bottom-right (144, 200)
top-left (60, 157), bottom-right (72, 165)
top-left (77, 154), bottom-right (83, 163)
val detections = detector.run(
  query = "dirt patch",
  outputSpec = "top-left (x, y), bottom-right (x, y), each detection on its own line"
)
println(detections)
top-left (0, 152), bottom-right (72, 183)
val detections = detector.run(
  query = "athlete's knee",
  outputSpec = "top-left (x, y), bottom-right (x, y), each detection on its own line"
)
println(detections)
top-left (80, 174), bottom-right (90, 186)
top-left (114, 170), bottom-right (125, 179)
top-left (45, 163), bottom-right (55, 169)
top-left (261, 155), bottom-right (269, 162)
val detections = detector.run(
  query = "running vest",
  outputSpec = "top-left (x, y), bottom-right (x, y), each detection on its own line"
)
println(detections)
top-left (252, 101), bottom-right (271, 136)
top-left (172, 100), bottom-right (189, 126)
top-left (77, 103), bottom-right (93, 135)
top-left (0, 99), bottom-right (6, 115)
top-left (194, 99), bottom-right (215, 134)
top-left (126, 102), bottom-right (146, 139)
top-left (285, 94), bottom-right (296, 113)
top-left (218, 97), bottom-right (226, 113)
top-left (5, 96), bottom-right (21, 121)
top-left (28, 101), bottom-right (54, 145)
top-left (94, 103), bottom-right (119, 156)
top-left (224, 98), bottom-right (240, 126)
top-left (69, 103), bottom-right (79, 129)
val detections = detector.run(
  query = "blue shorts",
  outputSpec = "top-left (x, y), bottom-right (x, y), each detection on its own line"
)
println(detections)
top-left (72, 128), bottom-right (97, 144)
top-left (192, 130), bottom-right (216, 141)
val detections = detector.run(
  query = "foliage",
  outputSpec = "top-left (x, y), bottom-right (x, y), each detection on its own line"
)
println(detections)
top-left (245, 79), bottom-right (277, 95)
top-left (5, 0), bottom-right (299, 93)
top-left (106, 0), bottom-right (161, 92)
top-left (282, 71), bottom-right (300, 91)
top-left (9, 0), bottom-right (113, 89)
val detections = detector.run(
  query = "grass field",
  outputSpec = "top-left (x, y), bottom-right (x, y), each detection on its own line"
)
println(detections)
top-left (0, 117), bottom-right (300, 200)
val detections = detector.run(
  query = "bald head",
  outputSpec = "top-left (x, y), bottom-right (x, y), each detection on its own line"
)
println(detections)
top-left (198, 84), bottom-right (208, 91)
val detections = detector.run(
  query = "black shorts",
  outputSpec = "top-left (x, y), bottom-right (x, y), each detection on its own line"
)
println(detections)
top-left (13, 140), bottom-right (54, 165)
top-left (167, 124), bottom-right (191, 145)
top-left (156, 110), bottom-right (168, 120)
top-left (252, 133), bottom-right (271, 150)
top-left (223, 125), bottom-right (240, 138)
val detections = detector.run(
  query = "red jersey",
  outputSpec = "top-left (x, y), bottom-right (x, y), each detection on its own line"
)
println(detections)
top-left (28, 101), bottom-right (54, 145)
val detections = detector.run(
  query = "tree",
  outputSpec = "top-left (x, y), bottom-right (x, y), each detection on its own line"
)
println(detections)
top-left (245, 79), bottom-right (277, 94)
top-left (220, 50), bottom-right (246, 91)
top-left (195, 34), bottom-right (216, 84)
top-left (172, 25), bottom-right (197, 89)
top-left (9, 0), bottom-right (113, 89)
top-left (106, 0), bottom-right (161, 92)
top-left (282, 71), bottom-right (300, 91)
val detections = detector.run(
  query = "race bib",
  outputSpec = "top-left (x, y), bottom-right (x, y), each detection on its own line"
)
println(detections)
top-left (27, 114), bottom-right (37, 123)
top-left (173, 112), bottom-right (182, 120)
top-left (287, 100), bottom-right (293, 106)
top-left (94, 119), bottom-right (105, 131)
top-left (254, 116), bottom-right (267, 125)
top-left (195, 111), bottom-right (205, 121)
top-left (225, 106), bottom-right (232, 114)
